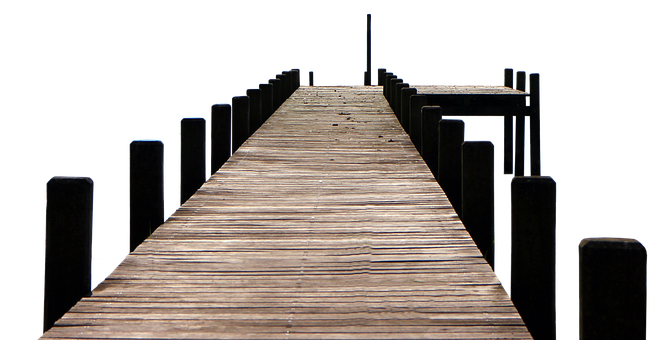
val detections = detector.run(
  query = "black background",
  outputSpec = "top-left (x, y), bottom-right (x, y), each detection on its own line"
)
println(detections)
top-left (20, 4), bottom-right (648, 339)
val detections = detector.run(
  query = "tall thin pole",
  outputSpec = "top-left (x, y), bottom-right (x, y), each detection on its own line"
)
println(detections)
top-left (366, 14), bottom-right (371, 86)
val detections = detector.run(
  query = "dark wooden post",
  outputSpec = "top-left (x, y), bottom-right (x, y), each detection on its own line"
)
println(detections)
top-left (394, 82), bottom-right (409, 122)
top-left (246, 89), bottom-right (262, 135)
top-left (211, 104), bottom-right (231, 174)
top-left (501, 114), bottom-right (514, 175)
top-left (378, 68), bottom-right (386, 86)
top-left (409, 94), bottom-right (428, 152)
top-left (130, 140), bottom-right (164, 252)
top-left (461, 141), bottom-right (494, 268)
top-left (309, 71), bottom-right (314, 86)
top-left (269, 78), bottom-right (282, 110)
top-left (511, 176), bottom-right (556, 340)
top-left (365, 14), bottom-right (371, 86)
top-left (276, 73), bottom-right (290, 99)
top-left (514, 71), bottom-right (529, 176)
top-left (44, 177), bottom-right (93, 332)
top-left (232, 96), bottom-right (250, 152)
top-left (291, 69), bottom-right (300, 91)
top-left (421, 106), bottom-right (442, 180)
top-left (259, 83), bottom-right (274, 121)
top-left (516, 71), bottom-right (526, 90)
top-left (384, 73), bottom-right (394, 101)
top-left (514, 114), bottom-right (526, 176)
top-left (181, 118), bottom-right (205, 205)
top-left (530, 73), bottom-right (541, 176)
top-left (503, 67), bottom-right (514, 88)
top-left (438, 119), bottom-right (464, 216)
top-left (400, 87), bottom-right (417, 133)
top-left (386, 77), bottom-right (404, 107)
top-left (579, 238), bottom-right (646, 340)
top-left (283, 70), bottom-right (294, 97)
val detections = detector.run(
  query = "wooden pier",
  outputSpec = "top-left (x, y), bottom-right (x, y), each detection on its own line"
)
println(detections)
top-left (41, 86), bottom-right (532, 339)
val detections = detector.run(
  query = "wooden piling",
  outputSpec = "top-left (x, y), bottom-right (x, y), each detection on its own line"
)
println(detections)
top-left (211, 104), bottom-right (231, 175)
top-left (515, 71), bottom-right (526, 176)
top-left (366, 14), bottom-right (371, 86)
top-left (421, 106), bottom-right (442, 180)
top-left (394, 82), bottom-right (409, 122)
top-left (409, 95), bottom-right (428, 152)
top-left (438, 119), bottom-right (464, 216)
top-left (181, 118), bottom-right (206, 205)
top-left (291, 69), bottom-right (300, 91)
top-left (309, 71), bottom-right (314, 86)
top-left (130, 140), bottom-right (164, 252)
top-left (269, 78), bottom-right (282, 110)
top-left (384, 73), bottom-right (394, 101)
top-left (504, 68), bottom-right (514, 174)
top-left (259, 84), bottom-right (274, 121)
top-left (378, 68), bottom-right (386, 86)
top-left (232, 96), bottom-right (250, 153)
top-left (400, 87), bottom-right (417, 133)
top-left (530, 73), bottom-right (541, 176)
top-left (247, 89), bottom-right (262, 135)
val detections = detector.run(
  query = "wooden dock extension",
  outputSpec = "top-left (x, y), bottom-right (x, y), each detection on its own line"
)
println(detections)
top-left (41, 86), bottom-right (532, 339)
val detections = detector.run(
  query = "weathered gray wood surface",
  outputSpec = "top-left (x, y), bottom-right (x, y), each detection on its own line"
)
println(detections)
top-left (412, 85), bottom-right (526, 95)
top-left (41, 86), bottom-right (532, 339)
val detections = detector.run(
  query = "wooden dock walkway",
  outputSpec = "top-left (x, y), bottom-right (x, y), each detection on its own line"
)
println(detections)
top-left (41, 86), bottom-right (532, 339)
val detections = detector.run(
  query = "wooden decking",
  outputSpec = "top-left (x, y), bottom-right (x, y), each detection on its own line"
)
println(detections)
top-left (412, 85), bottom-right (526, 96)
top-left (41, 86), bottom-right (532, 339)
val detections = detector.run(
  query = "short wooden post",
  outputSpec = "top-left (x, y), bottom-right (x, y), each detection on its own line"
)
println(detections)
top-left (409, 95), bottom-right (428, 152)
top-left (246, 89), bottom-right (262, 135)
top-left (384, 73), bottom-right (394, 101)
top-left (438, 119), bottom-right (464, 216)
top-left (211, 104), bottom-right (231, 174)
top-left (309, 71), bottom-right (314, 86)
top-left (291, 69), bottom-right (300, 91)
top-left (378, 68), bottom-right (386, 86)
top-left (282, 70), bottom-right (293, 98)
top-left (364, 72), bottom-right (369, 86)
top-left (503, 67), bottom-right (514, 88)
top-left (511, 176), bottom-right (556, 340)
top-left (259, 83), bottom-right (274, 121)
top-left (130, 140), bottom-right (164, 252)
top-left (181, 118), bottom-right (206, 205)
top-left (579, 238), bottom-right (646, 340)
top-left (400, 87), bottom-right (417, 133)
top-left (269, 78), bottom-right (282, 110)
top-left (516, 71), bottom-right (526, 91)
top-left (387, 76), bottom-right (399, 104)
top-left (390, 78), bottom-right (403, 110)
top-left (232, 96), bottom-right (250, 152)
top-left (421, 106), bottom-right (442, 179)
top-left (394, 82), bottom-right (409, 122)
top-left (461, 141), bottom-right (494, 268)
top-left (44, 177), bottom-right (93, 332)
top-left (530, 73), bottom-right (541, 176)
top-left (276, 73), bottom-right (290, 99)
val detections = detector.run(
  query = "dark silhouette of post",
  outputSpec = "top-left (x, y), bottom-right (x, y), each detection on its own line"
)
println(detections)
top-left (461, 141), bottom-right (494, 268)
top-left (247, 89), bottom-right (262, 135)
top-left (400, 87), bottom-right (417, 133)
top-left (44, 177), bottom-right (93, 332)
top-left (232, 96), bottom-right (250, 153)
top-left (269, 78), bottom-right (282, 110)
top-left (291, 69), bottom-right (300, 91)
top-left (421, 106), bottom-right (442, 180)
top-left (378, 68), bottom-right (386, 86)
top-left (511, 176), bottom-right (556, 340)
top-left (309, 71), bottom-right (314, 86)
top-left (438, 119), bottom-right (464, 216)
top-left (390, 78), bottom-right (403, 110)
top-left (365, 14), bottom-right (371, 85)
top-left (211, 104), bottom-right (231, 174)
top-left (409, 95), bottom-right (428, 152)
top-left (130, 141), bottom-right (164, 252)
top-left (383, 73), bottom-right (394, 101)
top-left (515, 71), bottom-right (526, 176)
top-left (579, 238), bottom-right (646, 340)
top-left (181, 118), bottom-right (205, 205)
top-left (530, 73), bottom-right (541, 176)
top-left (276, 73), bottom-right (290, 99)
top-left (394, 82), bottom-right (409, 122)
top-left (505, 68), bottom-right (514, 88)
top-left (259, 83), bottom-right (274, 121)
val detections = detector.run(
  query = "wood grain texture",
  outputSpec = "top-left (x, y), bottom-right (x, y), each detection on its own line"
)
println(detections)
top-left (412, 85), bottom-right (527, 96)
top-left (41, 86), bottom-right (532, 340)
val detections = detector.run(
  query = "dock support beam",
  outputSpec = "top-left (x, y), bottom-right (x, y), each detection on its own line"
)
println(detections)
top-left (580, 238), bottom-right (646, 340)
top-left (515, 71), bottom-right (526, 176)
top-left (504, 68), bottom-right (514, 174)
top-left (181, 118), bottom-right (206, 205)
top-left (44, 177), bottom-right (93, 332)
top-left (511, 176), bottom-right (556, 340)
top-left (130, 141), bottom-right (164, 252)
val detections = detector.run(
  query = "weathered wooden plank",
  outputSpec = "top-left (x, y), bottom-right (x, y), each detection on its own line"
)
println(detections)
top-left (40, 86), bottom-right (531, 339)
